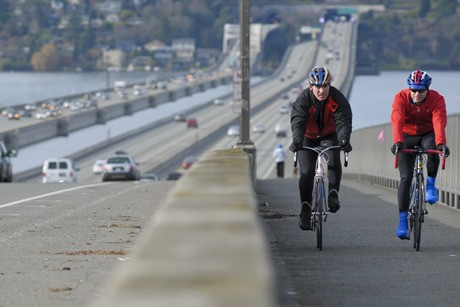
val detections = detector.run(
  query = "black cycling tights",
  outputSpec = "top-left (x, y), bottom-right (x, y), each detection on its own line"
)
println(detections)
top-left (297, 134), bottom-right (341, 204)
top-left (397, 131), bottom-right (439, 212)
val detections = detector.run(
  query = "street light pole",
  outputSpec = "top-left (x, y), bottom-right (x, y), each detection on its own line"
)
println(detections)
top-left (236, 0), bottom-right (256, 186)
top-left (238, 0), bottom-right (252, 146)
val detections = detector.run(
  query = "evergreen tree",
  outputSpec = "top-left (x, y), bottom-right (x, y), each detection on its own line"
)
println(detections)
top-left (419, 0), bottom-right (430, 17)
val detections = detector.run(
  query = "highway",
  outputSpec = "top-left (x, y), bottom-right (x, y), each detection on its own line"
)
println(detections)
top-left (0, 35), bottom-right (319, 306)
top-left (2, 19), bottom-right (459, 307)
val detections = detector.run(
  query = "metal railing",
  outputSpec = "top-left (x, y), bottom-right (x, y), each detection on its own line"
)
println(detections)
top-left (344, 115), bottom-right (460, 209)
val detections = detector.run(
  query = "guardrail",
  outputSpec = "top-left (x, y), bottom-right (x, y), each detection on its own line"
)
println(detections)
top-left (91, 148), bottom-right (276, 307)
top-left (0, 74), bottom-right (232, 151)
top-left (344, 114), bottom-right (460, 209)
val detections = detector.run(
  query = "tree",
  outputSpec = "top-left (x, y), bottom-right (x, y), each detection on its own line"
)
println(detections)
top-left (30, 44), bottom-right (60, 71)
top-left (65, 11), bottom-right (83, 59)
top-left (419, 0), bottom-right (430, 17)
top-left (0, 0), bottom-right (12, 28)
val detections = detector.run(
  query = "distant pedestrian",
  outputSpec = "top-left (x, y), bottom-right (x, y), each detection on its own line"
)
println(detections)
top-left (273, 144), bottom-right (287, 178)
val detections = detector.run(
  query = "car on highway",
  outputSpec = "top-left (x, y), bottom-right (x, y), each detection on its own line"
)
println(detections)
top-left (92, 160), bottom-right (106, 174)
top-left (42, 158), bottom-right (79, 183)
top-left (213, 98), bottom-right (224, 106)
top-left (186, 118), bottom-right (198, 128)
top-left (275, 123), bottom-right (289, 138)
top-left (140, 173), bottom-right (160, 182)
top-left (252, 123), bottom-right (266, 133)
top-left (0, 141), bottom-right (16, 182)
top-left (167, 172), bottom-right (182, 181)
top-left (227, 125), bottom-right (240, 137)
top-left (279, 104), bottom-right (290, 114)
top-left (102, 154), bottom-right (140, 181)
top-left (174, 113), bottom-right (187, 122)
top-left (182, 156), bottom-right (197, 170)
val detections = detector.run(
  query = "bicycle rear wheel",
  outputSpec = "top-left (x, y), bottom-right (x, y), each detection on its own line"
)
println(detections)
top-left (414, 174), bottom-right (424, 251)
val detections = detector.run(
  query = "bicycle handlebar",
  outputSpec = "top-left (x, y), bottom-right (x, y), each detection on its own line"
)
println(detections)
top-left (293, 145), bottom-right (349, 168)
top-left (394, 148), bottom-right (446, 170)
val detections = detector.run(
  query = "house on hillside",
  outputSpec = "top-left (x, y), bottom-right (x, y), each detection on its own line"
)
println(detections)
top-left (172, 39), bottom-right (195, 71)
top-left (144, 40), bottom-right (166, 52)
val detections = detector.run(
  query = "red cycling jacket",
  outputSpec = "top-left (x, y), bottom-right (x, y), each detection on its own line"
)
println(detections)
top-left (391, 89), bottom-right (447, 145)
top-left (304, 97), bottom-right (338, 138)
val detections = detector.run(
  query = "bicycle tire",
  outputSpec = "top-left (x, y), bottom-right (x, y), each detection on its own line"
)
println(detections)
top-left (409, 183), bottom-right (415, 240)
top-left (414, 174), bottom-right (424, 251)
top-left (316, 178), bottom-right (326, 251)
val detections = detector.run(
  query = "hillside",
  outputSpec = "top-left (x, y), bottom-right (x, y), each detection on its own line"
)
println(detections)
top-left (0, 0), bottom-right (458, 72)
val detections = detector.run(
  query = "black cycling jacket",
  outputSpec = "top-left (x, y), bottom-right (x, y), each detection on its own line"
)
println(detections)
top-left (290, 85), bottom-right (353, 143)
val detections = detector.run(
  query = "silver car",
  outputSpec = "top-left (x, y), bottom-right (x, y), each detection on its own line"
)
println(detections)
top-left (102, 154), bottom-right (140, 181)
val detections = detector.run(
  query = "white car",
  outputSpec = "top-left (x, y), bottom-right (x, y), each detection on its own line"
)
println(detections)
top-left (102, 154), bottom-right (140, 181)
top-left (92, 160), bottom-right (106, 174)
top-left (252, 123), bottom-right (266, 133)
top-left (275, 123), bottom-right (289, 138)
top-left (227, 125), bottom-right (240, 136)
top-left (279, 104), bottom-right (290, 114)
top-left (42, 158), bottom-right (79, 183)
top-left (213, 98), bottom-right (224, 105)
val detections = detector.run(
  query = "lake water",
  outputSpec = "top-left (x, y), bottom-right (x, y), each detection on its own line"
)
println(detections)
top-left (0, 70), bottom-right (173, 107)
top-left (1, 70), bottom-right (459, 130)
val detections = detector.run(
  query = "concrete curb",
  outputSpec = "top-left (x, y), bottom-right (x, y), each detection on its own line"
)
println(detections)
top-left (92, 148), bottom-right (276, 307)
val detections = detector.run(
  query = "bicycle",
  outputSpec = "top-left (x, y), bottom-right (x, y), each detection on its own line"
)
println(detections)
top-left (294, 143), bottom-right (348, 251)
top-left (394, 146), bottom-right (446, 251)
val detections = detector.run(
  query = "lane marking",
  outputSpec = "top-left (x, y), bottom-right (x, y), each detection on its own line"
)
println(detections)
top-left (0, 183), bottom-right (109, 209)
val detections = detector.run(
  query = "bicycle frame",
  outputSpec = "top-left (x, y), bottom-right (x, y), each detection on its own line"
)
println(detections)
top-left (294, 143), bottom-right (348, 250)
top-left (395, 146), bottom-right (445, 251)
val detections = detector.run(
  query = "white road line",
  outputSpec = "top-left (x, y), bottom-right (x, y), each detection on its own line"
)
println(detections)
top-left (0, 183), bottom-right (109, 209)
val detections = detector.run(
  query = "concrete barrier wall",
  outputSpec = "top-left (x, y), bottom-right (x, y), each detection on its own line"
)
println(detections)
top-left (67, 109), bottom-right (98, 132)
top-left (92, 148), bottom-right (276, 307)
top-left (344, 113), bottom-right (460, 209)
top-left (14, 121), bottom-right (58, 148)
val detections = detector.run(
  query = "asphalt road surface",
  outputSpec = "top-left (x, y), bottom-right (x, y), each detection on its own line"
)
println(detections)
top-left (257, 177), bottom-right (460, 307)
top-left (0, 181), bottom-right (175, 307)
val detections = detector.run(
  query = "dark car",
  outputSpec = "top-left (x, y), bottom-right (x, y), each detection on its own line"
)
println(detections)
top-left (167, 172), bottom-right (182, 181)
top-left (0, 141), bottom-right (17, 182)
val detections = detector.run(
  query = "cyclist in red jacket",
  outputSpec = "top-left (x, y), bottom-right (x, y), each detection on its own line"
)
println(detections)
top-left (290, 66), bottom-right (353, 230)
top-left (391, 70), bottom-right (450, 240)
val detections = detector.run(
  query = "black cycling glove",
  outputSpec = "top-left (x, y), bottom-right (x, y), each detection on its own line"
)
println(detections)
top-left (289, 137), bottom-right (303, 152)
top-left (437, 144), bottom-right (450, 158)
top-left (340, 139), bottom-right (352, 153)
top-left (391, 142), bottom-right (403, 155)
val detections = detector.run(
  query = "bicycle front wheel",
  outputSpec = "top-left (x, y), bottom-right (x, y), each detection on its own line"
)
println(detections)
top-left (414, 174), bottom-right (424, 251)
top-left (315, 178), bottom-right (326, 251)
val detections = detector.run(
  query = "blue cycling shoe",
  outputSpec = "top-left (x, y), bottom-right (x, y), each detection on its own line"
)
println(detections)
top-left (396, 212), bottom-right (409, 240)
top-left (426, 176), bottom-right (438, 204)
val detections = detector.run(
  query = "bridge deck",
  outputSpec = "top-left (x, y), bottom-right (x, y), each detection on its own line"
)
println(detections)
top-left (257, 177), bottom-right (460, 306)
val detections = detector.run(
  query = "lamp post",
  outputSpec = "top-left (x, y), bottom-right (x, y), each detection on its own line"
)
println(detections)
top-left (235, 0), bottom-right (256, 186)
top-left (237, 0), bottom-right (252, 146)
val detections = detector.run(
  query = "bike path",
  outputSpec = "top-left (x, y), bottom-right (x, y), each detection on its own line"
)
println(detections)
top-left (256, 178), bottom-right (460, 307)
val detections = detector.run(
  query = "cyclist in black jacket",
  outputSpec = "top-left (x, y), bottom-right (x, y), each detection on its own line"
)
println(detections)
top-left (290, 66), bottom-right (353, 230)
